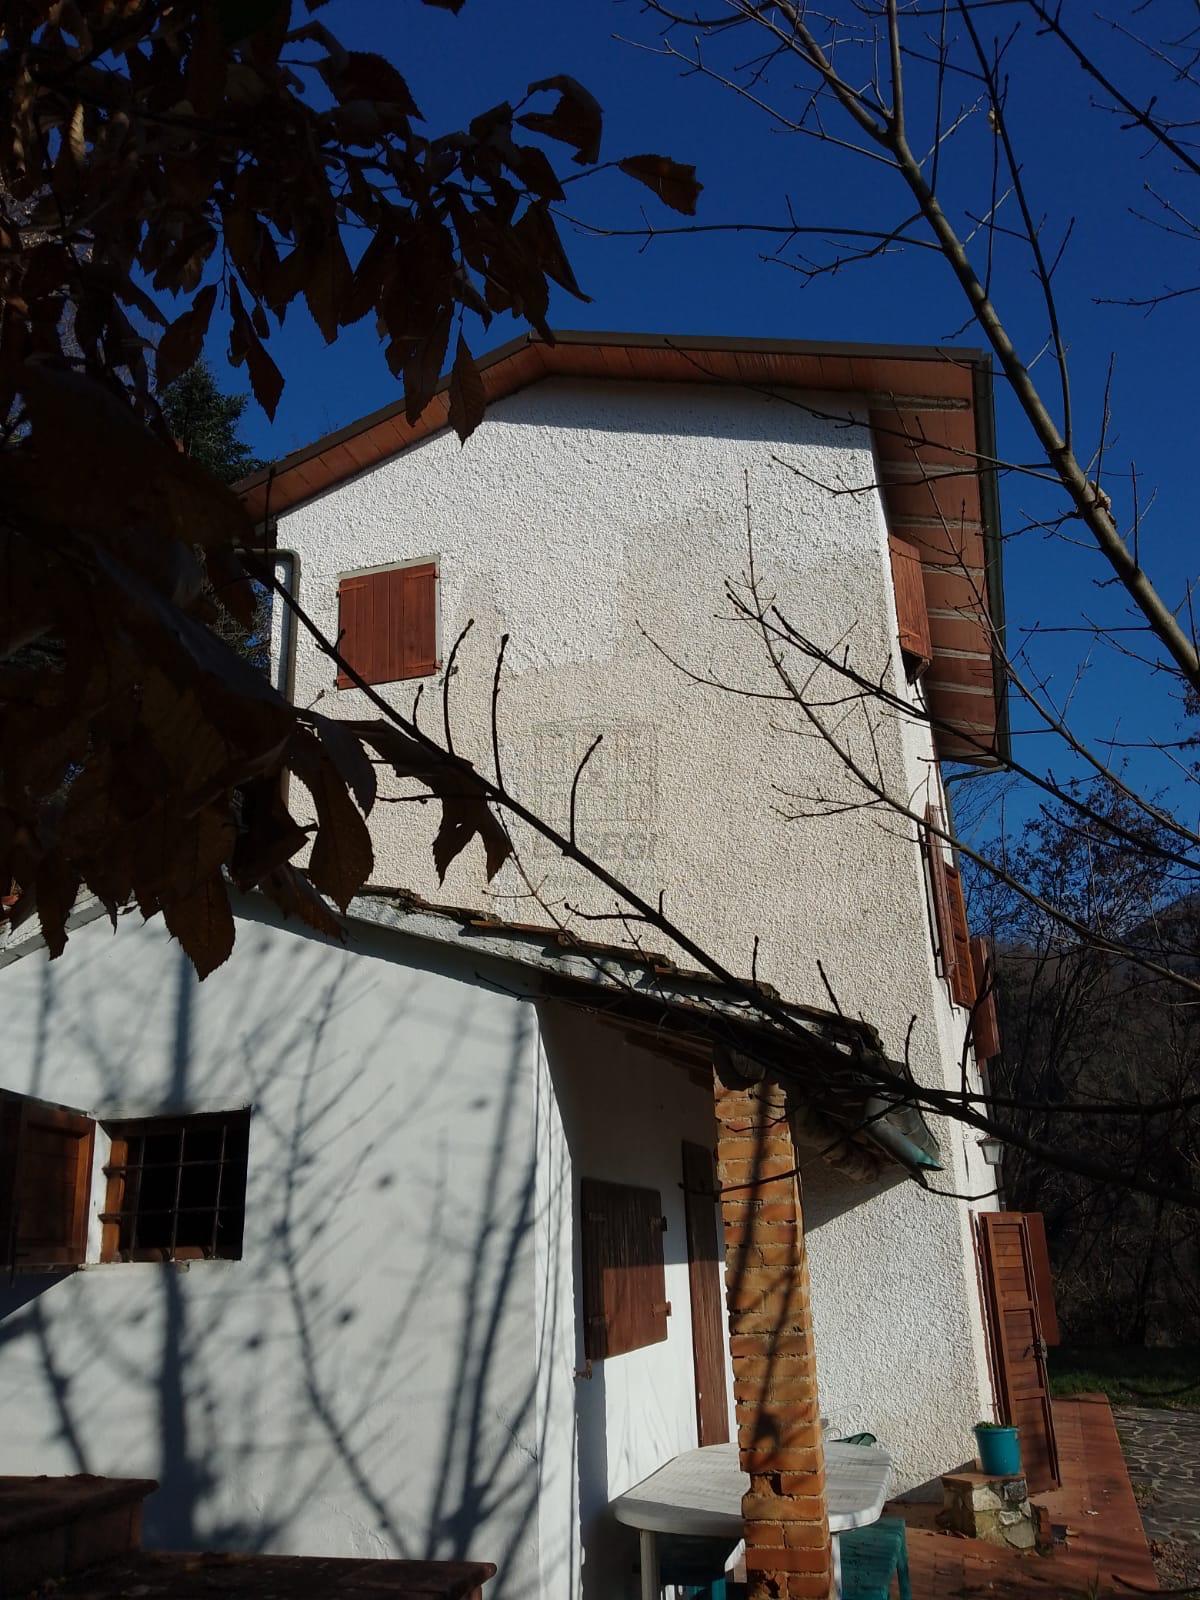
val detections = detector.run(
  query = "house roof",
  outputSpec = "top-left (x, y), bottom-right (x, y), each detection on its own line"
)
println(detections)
top-left (239, 329), bottom-right (1008, 764)
top-left (346, 886), bottom-right (942, 1178)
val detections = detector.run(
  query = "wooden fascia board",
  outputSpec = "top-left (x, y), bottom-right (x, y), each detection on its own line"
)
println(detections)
top-left (238, 331), bottom-right (989, 519)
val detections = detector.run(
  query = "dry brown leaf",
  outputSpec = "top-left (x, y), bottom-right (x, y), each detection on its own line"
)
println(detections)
top-left (259, 863), bottom-right (346, 941)
top-left (156, 282), bottom-right (219, 389)
top-left (519, 76), bottom-right (603, 165)
top-left (447, 332), bottom-right (486, 443)
top-left (617, 153), bottom-right (703, 216)
top-left (162, 874), bottom-right (236, 979)
top-left (289, 731), bottom-right (374, 910)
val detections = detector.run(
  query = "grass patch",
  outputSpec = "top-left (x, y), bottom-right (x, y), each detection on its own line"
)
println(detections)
top-left (1049, 1345), bottom-right (1200, 1410)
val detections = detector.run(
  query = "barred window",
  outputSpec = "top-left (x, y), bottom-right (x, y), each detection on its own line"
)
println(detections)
top-left (100, 1111), bottom-right (250, 1263)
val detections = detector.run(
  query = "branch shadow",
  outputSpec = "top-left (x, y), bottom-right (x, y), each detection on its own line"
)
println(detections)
top-left (0, 910), bottom-right (559, 1595)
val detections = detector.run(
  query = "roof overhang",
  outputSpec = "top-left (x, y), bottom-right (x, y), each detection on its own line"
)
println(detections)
top-left (239, 328), bottom-right (1007, 766)
top-left (346, 887), bottom-right (942, 1179)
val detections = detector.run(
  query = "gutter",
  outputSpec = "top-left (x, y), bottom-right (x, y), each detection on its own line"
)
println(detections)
top-left (862, 1096), bottom-right (943, 1174)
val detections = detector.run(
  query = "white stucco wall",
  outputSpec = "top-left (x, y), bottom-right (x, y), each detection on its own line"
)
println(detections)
top-left (0, 901), bottom-right (749, 1598)
top-left (273, 375), bottom-right (997, 1491)
top-left (0, 903), bottom-right (546, 1594)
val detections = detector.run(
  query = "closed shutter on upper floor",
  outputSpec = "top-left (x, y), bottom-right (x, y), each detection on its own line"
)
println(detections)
top-left (336, 563), bottom-right (438, 688)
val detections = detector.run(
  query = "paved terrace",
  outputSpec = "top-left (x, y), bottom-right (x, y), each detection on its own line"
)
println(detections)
top-left (891, 1396), bottom-right (1158, 1599)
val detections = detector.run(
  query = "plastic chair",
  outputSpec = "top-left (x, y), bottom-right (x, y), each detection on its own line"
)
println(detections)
top-left (656, 1533), bottom-right (736, 1598)
top-left (838, 1515), bottom-right (912, 1600)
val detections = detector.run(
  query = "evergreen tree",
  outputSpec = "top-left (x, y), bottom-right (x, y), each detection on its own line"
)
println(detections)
top-left (160, 361), bottom-right (265, 485)
top-left (162, 363), bottom-right (269, 667)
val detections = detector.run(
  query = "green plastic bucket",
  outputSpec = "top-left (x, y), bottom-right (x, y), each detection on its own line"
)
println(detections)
top-left (975, 1423), bottom-right (1021, 1476)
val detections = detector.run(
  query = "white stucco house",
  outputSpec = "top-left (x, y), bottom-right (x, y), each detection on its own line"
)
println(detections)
top-left (1, 332), bottom-right (1037, 1597)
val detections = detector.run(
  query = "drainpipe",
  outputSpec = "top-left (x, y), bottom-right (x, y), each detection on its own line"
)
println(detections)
top-left (239, 544), bottom-right (300, 704)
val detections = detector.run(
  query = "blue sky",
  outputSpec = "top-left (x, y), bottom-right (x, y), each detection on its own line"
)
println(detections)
top-left (207, 1), bottom-right (1199, 819)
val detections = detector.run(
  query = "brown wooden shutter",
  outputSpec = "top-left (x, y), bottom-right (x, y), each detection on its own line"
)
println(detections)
top-left (0, 1091), bottom-right (95, 1271)
top-left (925, 806), bottom-right (965, 1005)
top-left (581, 1178), bottom-right (670, 1361)
top-left (969, 935), bottom-right (1002, 1062)
top-left (1022, 1212), bottom-right (1061, 1346)
top-left (888, 533), bottom-right (933, 679)
top-left (398, 562), bottom-right (438, 679)
top-left (336, 574), bottom-right (371, 688)
top-left (945, 861), bottom-right (976, 1009)
top-left (976, 1212), bottom-right (1061, 1492)
top-left (336, 564), bottom-right (439, 688)
top-left (682, 1142), bottom-right (730, 1446)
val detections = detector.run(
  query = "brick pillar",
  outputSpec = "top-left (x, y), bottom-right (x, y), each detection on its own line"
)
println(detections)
top-left (715, 1061), bottom-right (833, 1600)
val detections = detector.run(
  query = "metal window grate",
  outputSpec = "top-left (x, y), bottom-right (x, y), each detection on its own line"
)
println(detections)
top-left (100, 1111), bottom-right (250, 1263)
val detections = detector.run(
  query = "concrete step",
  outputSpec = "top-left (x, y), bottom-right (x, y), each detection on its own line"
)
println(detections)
top-left (0, 1474), bottom-right (157, 1592)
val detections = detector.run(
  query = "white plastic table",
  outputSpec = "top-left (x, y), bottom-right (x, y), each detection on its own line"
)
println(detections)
top-left (612, 1440), bottom-right (894, 1600)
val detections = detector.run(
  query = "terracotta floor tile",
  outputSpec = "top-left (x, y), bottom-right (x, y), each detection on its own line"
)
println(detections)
top-left (886, 1396), bottom-right (1156, 1599)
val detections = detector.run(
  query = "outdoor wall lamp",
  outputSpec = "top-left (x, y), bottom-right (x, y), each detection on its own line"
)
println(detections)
top-left (977, 1136), bottom-right (1005, 1167)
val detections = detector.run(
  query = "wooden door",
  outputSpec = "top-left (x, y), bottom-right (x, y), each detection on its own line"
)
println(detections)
top-left (682, 1141), bottom-right (730, 1446)
top-left (977, 1211), bottom-right (1060, 1492)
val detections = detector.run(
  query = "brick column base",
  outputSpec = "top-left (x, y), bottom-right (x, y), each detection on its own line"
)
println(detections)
top-left (715, 1061), bottom-right (833, 1600)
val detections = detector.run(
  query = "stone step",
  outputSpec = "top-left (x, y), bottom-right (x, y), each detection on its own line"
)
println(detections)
top-left (0, 1473), bottom-right (158, 1592)
top-left (941, 1469), bottom-right (1038, 1550)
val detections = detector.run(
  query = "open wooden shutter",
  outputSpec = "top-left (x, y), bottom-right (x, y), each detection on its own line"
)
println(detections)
top-left (682, 1142), bottom-right (730, 1446)
top-left (925, 807), bottom-right (975, 1008)
top-left (945, 862), bottom-right (975, 1009)
top-left (1022, 1212), bottom-right (1061, 1346)
top-left (0, 1091), bottom-right (95, 1271)
top-left (581, 1178), bottom-right (670, 1361)
top-left (888, 533), bottom-right (933, 679)
top-left (336, 563), bottom-right (438, 688)
top-left (977, 1212), bottom-right (1061, 1492)
top-left (969, 935), bottom-right (1001, 1062)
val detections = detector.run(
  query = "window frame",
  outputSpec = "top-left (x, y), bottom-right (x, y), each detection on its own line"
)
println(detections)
top-left (99, 1108), bottom-right (251, 1265)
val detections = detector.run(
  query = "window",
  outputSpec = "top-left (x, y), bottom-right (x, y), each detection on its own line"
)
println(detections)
top-left (0, 1091), bottom-right (95, 1270)
top-left (925, 805), bottom-right (976, 1010)
top-left (100, 1111), bottom-right (250, 1263)
top-left (580, 1177), bottom-right (670, 1361)
top-left (888, 533), bottom-right (932, 680)
top-left (336, 561), bottom-right (438, 688)
top-left (1, 1095), bottom-right (251, 1270)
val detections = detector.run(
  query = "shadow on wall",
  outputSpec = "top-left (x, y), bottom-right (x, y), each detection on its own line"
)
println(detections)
top-left (800, 1148), bottom-right (906, 1234)
top-left (0, 923), bottom-right (554, 1597)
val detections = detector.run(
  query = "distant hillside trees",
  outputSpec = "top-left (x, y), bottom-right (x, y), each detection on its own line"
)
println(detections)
top-left (972, 782), bottom-right (1200, 1344)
